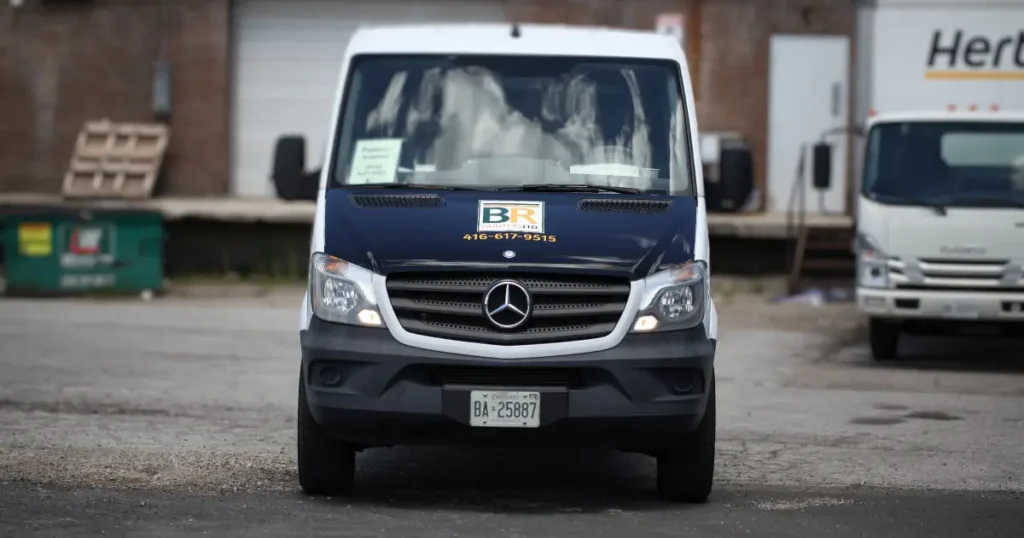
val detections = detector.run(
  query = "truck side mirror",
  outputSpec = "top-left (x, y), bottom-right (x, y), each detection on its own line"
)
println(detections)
top-left (272, 135), bottom-right (318, 201)
top-left (812, 142), bottom-right (832, 191)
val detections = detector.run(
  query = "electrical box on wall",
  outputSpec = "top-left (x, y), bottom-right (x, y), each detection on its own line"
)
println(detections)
top-left (152, 60), bottom-right (173, 122)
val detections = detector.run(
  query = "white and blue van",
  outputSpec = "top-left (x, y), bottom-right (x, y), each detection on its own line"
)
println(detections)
top-left (273, 23), bottom-right (743, 503)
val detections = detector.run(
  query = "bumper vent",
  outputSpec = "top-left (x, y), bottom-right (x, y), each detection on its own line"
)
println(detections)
top-left (428, 366), bottom-right (588, 388)
top-left (350, 194), bottom-right (443, 208)
top-left (385, 272), bottom-right (631, 345)
top-left (577, 199), bottom-right (671, 214)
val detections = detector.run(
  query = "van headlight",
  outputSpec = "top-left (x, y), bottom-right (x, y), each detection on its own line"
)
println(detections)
top-left (854, 233), bottom-right (889, 289)
top-left (631, 261), bottom-right (707, 333)
top-left (309, 253), bottom-right (385, 327)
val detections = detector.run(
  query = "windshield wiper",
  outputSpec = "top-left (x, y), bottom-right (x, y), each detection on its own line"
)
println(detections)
top-left (869, 192), bottom-right (947, 216)
top-left (339, 182), bottom-right (479, 190)
top-left (949, 194), bottom-right (1024, 209)
top-left (504, 184), bottom-right (643, 194)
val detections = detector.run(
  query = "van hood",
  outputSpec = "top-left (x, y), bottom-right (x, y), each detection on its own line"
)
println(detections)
top-left (869, 204), bottom-right (1024, 260)
top-left (321, 189), bottom-right (699, 279)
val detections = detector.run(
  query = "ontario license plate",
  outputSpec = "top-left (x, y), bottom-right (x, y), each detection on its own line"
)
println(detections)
top-left (469, 390), bottom-right (540, 428)
top-left (942, 302), bottom-right (980, 319)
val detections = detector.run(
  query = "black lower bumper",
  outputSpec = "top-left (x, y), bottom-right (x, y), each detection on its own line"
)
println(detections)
top-left (300, 318), bottom-right (716, 451)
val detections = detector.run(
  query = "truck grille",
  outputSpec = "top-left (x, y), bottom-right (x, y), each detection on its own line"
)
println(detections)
top-left (385, 272), bottom-right (631, 345)
top-left (889, 257), bottom-right (1024, 291)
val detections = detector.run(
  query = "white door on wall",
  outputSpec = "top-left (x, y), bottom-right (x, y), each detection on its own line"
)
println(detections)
top-left (231, 0), bottom-right (508, 197)
top-left (766, 34), bottom-right (850, 215)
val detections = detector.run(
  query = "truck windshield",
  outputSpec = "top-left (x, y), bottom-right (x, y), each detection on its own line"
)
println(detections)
top-left (328, 54), bottom-right (694, 195)
top-left (862, 121), bottom-right (1024, 209)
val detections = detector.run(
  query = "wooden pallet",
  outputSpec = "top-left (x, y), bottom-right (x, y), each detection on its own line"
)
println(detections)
top-left (62, 120), bottom-right (170, 200)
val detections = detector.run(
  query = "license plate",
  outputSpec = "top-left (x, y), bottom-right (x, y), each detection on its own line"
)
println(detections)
top-left (942, 302), bottom-right (980, 319)
top-left (469, 390), bottom-right (540, 428)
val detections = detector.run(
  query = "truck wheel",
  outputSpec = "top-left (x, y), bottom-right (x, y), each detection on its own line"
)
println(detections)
top-left (657, 374), bottom-right (715, 503)
top-left (297, 372), bottom-right (355, 496)
top-left (869, 318), bottom-right (901, 361)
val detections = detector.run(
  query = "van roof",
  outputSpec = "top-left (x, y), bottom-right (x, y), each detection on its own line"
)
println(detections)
top-left (346, 23), bottom-right (686, 61)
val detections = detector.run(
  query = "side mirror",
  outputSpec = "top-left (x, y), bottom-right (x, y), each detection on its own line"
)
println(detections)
top-left (812, 142), bottom-right (832, 190)
top-left (272, 135), bottom-right (318, 201)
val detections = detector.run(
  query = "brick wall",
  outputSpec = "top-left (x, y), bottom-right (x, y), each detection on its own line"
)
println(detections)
top-left (0, 0), bottom-right (855, 200)
top-left (510, 0), bottom-right (857, 209)
top-left (0, 0), bottom-right (230, 195)
top-left (696, 0), bottom-right (856, 210)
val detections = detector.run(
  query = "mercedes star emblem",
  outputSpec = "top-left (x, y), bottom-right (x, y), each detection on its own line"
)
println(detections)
top-left (483, 280), bottom-right (532, 330)
top-left (502, 250), bottom-right (516, 259)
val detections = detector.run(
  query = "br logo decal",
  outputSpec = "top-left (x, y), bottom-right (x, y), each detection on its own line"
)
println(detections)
top-left (477, 201), bottom-right (545, 233)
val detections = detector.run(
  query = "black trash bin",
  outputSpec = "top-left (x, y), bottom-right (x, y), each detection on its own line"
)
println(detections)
top-left (704, 139), bottom-right (754, 213)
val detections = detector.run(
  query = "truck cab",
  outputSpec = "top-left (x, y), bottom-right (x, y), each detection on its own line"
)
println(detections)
top-left (837, 0), bottom-right (1024, 360)
top-left (853, 109), bottom-right (1024, 359)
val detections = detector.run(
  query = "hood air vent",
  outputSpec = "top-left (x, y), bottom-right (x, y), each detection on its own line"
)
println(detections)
top-left (349, 194), bottom-right (444, 208)
top-left (578, 199), bottom-right (671, 214)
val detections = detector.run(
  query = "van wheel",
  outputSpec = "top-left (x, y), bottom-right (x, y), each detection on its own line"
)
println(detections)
top-left (297, 372), bottom-right (355, 496)
top-left (869, 318), bottom-right (901, 361)
top-left (657, 375), bottom-right (715, 503)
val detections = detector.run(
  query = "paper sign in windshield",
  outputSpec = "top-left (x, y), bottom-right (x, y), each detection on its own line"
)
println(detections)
top-left (348, 139), bottom-right (403, 184)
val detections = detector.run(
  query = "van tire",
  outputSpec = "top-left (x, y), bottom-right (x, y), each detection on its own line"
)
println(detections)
top-left (656, 375), bottom-right (715, 503)
top-left (869, 318), bottom-right (900, 361)
top-left (297, 372), bottom-right (355, 496)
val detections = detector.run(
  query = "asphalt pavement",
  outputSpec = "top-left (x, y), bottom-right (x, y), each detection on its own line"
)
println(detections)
top-left (1, 292), bottom-right (1022, 537)
top-left (4, 481), bottom-right (1022, 537)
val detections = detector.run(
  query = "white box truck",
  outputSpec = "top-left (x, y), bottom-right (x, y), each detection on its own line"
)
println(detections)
top-left (816, 2), bottom-right (1024, 360)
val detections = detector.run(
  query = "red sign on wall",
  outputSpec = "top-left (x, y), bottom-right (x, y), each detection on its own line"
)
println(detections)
top-left (655, 13), bottom-right (685, 45)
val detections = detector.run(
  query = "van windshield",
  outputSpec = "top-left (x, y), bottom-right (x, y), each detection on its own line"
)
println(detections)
top-left (862, 121), bottom-right (1024, 209)
top-left (328, 54), bottom-right (694, 195)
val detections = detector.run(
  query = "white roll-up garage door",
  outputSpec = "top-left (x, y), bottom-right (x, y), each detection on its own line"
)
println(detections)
top-left (230, 0), bottom-right (508, 197)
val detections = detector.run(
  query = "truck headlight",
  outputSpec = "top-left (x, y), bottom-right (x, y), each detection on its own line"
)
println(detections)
top-left (309, 253), bottom-right (385, 327)
top-left (631, 260), bottom-right (707, 333)
top-left (854, 233), bottom-right (888, 289)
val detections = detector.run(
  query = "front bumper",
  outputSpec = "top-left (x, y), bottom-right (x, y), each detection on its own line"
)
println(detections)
top-left (300, 317), bottom-right (716, 450)
top-left (857, 287), bottom-right (1024, 321)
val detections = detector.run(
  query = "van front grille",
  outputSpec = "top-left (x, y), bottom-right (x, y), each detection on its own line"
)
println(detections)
top-left (385, 272), bottom-right (631, 345)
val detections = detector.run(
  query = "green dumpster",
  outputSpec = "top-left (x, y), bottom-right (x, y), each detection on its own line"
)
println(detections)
top-left (0, 207), bottom-right (164, 296)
